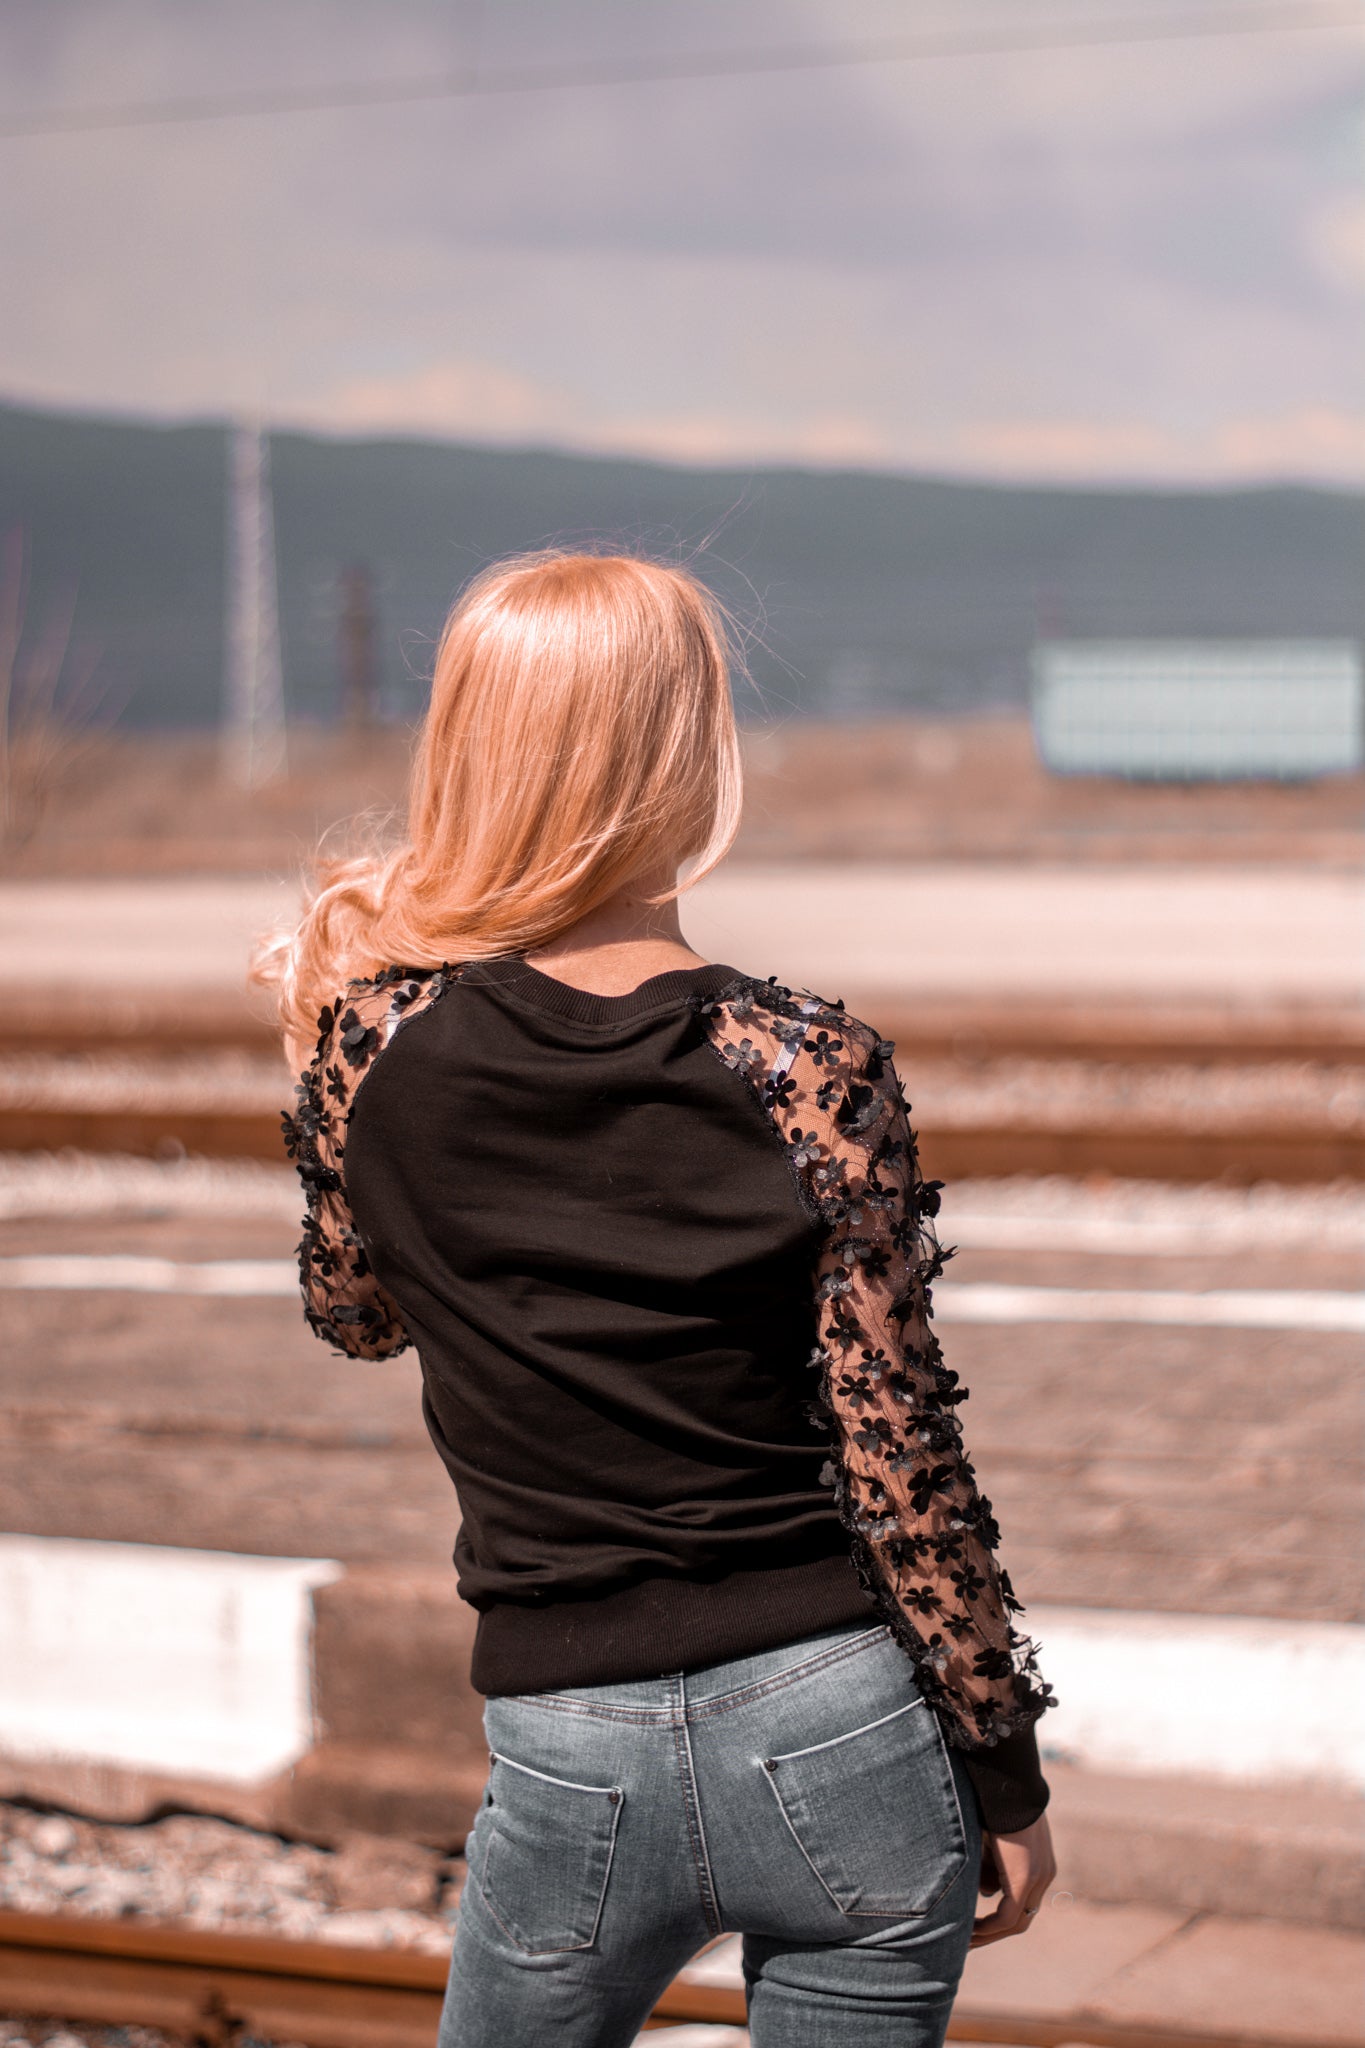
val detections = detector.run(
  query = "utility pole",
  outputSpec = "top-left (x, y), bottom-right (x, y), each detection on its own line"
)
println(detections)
top-left (339, 563), bottom-right (378, 729)
top-left (223, 419), bottom-right (287, 787)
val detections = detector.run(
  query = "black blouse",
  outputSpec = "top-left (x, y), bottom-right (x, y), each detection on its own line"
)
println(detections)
top-left (283, 956), bottom-right (1054, 1832)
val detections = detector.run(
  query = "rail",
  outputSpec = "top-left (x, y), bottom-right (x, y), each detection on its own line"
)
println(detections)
top-left (0, 1907), bottom-right (1334, 2048)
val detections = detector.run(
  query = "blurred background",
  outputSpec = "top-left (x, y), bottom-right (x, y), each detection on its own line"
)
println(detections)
top-left (0, 6), bottom-right (1361, 2047)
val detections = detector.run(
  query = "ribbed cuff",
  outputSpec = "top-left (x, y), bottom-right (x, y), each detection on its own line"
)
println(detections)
top-left (963, 1723), bottom-right (1050, 1835)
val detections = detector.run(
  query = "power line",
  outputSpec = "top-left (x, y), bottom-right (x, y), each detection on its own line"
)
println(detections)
top-left (1, 2), bottom-right (1361, 140)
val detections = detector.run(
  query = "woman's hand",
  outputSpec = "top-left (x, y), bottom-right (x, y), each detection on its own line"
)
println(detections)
top-left (970, 1813), bottom-right (1056, 1947)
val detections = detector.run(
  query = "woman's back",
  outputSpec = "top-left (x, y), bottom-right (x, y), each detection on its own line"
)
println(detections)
top-left (295, 955), bottom-right (868, 1690)
top-left (286, 953), bottom-right (1049, 1757)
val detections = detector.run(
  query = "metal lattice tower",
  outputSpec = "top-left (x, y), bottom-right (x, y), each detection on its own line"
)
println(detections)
top-left (223, 419), bottom-right (287, 787)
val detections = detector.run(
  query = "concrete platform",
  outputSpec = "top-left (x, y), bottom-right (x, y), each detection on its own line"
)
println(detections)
top-left (679, 1898), bottom-right (1365, 2046)
top-left (1, 864), bottom-right (1361, 1013)
top-left (952, 1899), bottom-right (1365, 2048)
top-left (2, 1550), bottom-right (1360, 1935)
top-left (1043, 1765), bottom-right (1364, 1934)
top-left (687, 1892), bottom-right (1365, 2039)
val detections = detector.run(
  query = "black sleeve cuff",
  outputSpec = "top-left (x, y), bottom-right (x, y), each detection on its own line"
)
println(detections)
top-left (962, 1722), bottom-right (1050, 1835)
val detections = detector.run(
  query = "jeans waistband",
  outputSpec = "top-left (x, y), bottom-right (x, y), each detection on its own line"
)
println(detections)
top-left (495, 1621), bottom-right (892, 1725)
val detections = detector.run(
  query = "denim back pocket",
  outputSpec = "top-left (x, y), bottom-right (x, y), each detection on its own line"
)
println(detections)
top-left (475, 1751), bottom-right (623, 1954)
top-left (760, 1696), bottom-right (966, 1918)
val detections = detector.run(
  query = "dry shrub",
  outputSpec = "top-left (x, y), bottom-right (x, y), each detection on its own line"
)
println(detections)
top-left (0, 526), bottom-right (105, 859)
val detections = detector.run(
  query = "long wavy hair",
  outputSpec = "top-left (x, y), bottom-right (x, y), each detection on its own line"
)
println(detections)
top-left (254, 550), bottom-right (744, 1071)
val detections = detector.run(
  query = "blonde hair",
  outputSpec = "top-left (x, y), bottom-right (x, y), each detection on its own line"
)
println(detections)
top-left (255, 550), bottom-right (743, 1070)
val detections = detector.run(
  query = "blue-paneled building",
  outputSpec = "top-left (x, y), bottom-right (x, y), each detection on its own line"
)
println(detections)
top-left (1031, 640), bottom-right (1364, 780)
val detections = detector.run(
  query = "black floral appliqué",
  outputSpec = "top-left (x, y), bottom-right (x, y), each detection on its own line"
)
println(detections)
top-left (281, 962), bottom-right (462, 1359)
top-left (692, 972), bottom-right (1054, 1753)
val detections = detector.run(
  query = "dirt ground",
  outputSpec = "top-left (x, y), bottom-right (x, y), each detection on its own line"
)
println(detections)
top-left (4, 716), bottom-right (1360, 878)
top-left (2, 1182), bottom-right (1359, 1626)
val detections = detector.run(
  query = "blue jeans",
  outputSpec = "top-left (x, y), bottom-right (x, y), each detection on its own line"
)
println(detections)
top-left (440, 1620), bottom-right (982, 2047)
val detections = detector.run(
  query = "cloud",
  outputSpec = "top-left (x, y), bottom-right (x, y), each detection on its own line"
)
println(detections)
top-left (600, 411), bottom-right (887, 470)
top-left (288, 352), bottom-right (1365, 487)
top-left (0, 1), bottom-right (1360, 485)
top-left (955, 408), bottom-right (1365, 485)
top-left (1213, 406), bottom-right (1365, 480)
top-left (296, 348), bottom-right (889, 467)
top-left (311, 359), bottom-right (563, 440)
top-left (1308, 193), bottom-right (1365, 291)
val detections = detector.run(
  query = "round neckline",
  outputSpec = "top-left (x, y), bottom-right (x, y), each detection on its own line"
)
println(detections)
top-left (467, 955), bottom-right (739, 1027)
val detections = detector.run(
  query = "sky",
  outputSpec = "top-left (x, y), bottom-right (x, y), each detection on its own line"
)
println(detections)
top-left (1, 0), bottom-right (1362, 486)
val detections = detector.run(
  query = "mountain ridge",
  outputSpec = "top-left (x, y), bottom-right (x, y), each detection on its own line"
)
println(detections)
top-left (2, 399), bottom-right (1359, 729)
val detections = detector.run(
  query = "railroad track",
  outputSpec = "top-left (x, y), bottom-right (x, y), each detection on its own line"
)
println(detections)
top-left (4, 995), bottom-right (1362, 1185)
top-left (0, 1908), bottom-right (1339, 2048)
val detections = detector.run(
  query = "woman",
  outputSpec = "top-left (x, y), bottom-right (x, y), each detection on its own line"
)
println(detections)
top-left (262, 551), bottom-right (1055, 2048)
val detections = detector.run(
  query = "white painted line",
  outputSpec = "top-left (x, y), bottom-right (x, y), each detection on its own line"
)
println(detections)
top-left (1, 1256), bottom-right (1360, 1333)
top-left (935, 1282), bottom-right (1365, 1332)
top-left (0, 1535), bottom-right (341, 1783)
top-left (947, 1209), bottom-right (1365, 1256)
top-left (1029, 1604), bottom-right (1365, 1790)
top-left (0, 1255), bottom-right (298, 1295)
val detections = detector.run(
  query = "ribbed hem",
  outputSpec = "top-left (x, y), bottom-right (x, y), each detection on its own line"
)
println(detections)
top-left (470, 1551), bottom-right (875, 1697)
top-left (464, 956), bottom-right (739, 1029)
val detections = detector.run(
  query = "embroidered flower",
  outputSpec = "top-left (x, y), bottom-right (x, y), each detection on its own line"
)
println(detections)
top-left (721, 1036), bottom-right (762, 1077)
top-left (811, 1152), bottom-right (849, 1194)
top-left (902, 1583), bottom-right (941, 1615)
top-left (951, 1562), bottom-right (988, 1604)
top-left (865, 1037), bottom-right (896, 1079)
top-left (807, 1029), bottom-right (844, 1069)
top-left (337, 1009), bottom-right (379, 1067)
top-left (835, 1081), bottom-right (878, 1135)
top-left (826, 1303), bottom-right (864, 1350)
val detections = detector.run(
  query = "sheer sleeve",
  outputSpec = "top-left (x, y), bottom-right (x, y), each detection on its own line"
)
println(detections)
top-left (695, 976), bottom-right (1054, 1752)
top-left (281, 964), bottom-right (457, 1360)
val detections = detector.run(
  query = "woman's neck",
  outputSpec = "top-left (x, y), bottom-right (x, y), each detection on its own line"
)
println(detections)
top-left (523, 868), bottom-right (707, 997)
